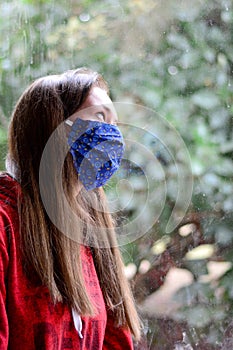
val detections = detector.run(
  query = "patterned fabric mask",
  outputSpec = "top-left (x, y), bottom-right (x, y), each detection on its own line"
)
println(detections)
top-left (66, 118), bottom-right (125, 190)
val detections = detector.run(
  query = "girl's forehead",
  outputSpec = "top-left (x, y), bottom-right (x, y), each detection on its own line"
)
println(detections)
top-left (69, 86), bottom-right (118, 124)
top-left (81, 86), bottom-right (112, 108)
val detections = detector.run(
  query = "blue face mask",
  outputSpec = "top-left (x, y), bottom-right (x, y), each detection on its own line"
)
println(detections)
top-left (66, 118), bottom-right (125, 191)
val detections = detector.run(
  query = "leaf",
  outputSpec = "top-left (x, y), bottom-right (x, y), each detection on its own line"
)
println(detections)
top-left (178, 50), bottom-right (200, 69)
top-left (219, 268), bottom-right (233, 298)
top-left (173, 284), bottom-right (197, 306)
top-left (174, 305), bottom-right (212, 328)
top-left (167, 33), bottom-right (190, 51)
top-left (213, 159), bottom-right (233, 177)
top-left (185, 260), bottom-right (208, 278)
top-left (185, 244), bottom-right (215, 260)
top-left (215, 226), bottom-right (233, 246)
top-left (187, 305), bottom-right (212, 327)
top-left (191, 90), bottom-right (220, 110)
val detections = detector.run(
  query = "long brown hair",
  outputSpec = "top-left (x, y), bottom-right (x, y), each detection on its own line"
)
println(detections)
top-left (8, 68), bottom-right (141, 340)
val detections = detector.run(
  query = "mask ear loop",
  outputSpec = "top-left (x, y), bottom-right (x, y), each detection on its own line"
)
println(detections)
top-left (65, 119), bottom-right (74, 127)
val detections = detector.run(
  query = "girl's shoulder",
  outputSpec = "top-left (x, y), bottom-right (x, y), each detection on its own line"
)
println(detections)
top-left (0, 173), bottom-right (21, 249)
top-left (0, 172), bottom-right (21, 211)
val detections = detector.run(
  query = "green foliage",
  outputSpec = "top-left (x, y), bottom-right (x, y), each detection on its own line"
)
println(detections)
top-left (0, 127), bottom-right (7, 170)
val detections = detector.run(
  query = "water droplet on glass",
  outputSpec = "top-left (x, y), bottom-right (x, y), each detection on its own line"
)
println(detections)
top-left (168, 66), bottom-right (178, 75)
top-left (209, 19), bottom-right (213, 26)
top-left (79, 13), bottom-right (90, 22)
top-left (2, 59), bottom-right (11, 70)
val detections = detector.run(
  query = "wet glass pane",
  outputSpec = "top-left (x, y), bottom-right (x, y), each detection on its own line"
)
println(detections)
top-left (1, 0), bottom-right (233, 348)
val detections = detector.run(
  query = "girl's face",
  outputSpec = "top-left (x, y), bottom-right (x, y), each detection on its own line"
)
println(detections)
top-left (68, 86), bottom-right (118, 125)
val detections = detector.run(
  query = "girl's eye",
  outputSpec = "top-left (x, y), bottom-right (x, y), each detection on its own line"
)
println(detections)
top-left (95, 112), bottom-right (105, 120)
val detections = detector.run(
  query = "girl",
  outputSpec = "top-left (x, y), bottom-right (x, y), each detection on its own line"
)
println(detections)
top-left (0, 68), bottom-right (141, 349)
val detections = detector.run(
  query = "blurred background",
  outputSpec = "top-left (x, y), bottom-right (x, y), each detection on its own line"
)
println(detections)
top-left (1, 0), bottom-right (233, 348)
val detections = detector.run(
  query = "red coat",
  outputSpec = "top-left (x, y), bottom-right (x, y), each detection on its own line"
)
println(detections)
top-left (0, 174), bottom-right (133, 349)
